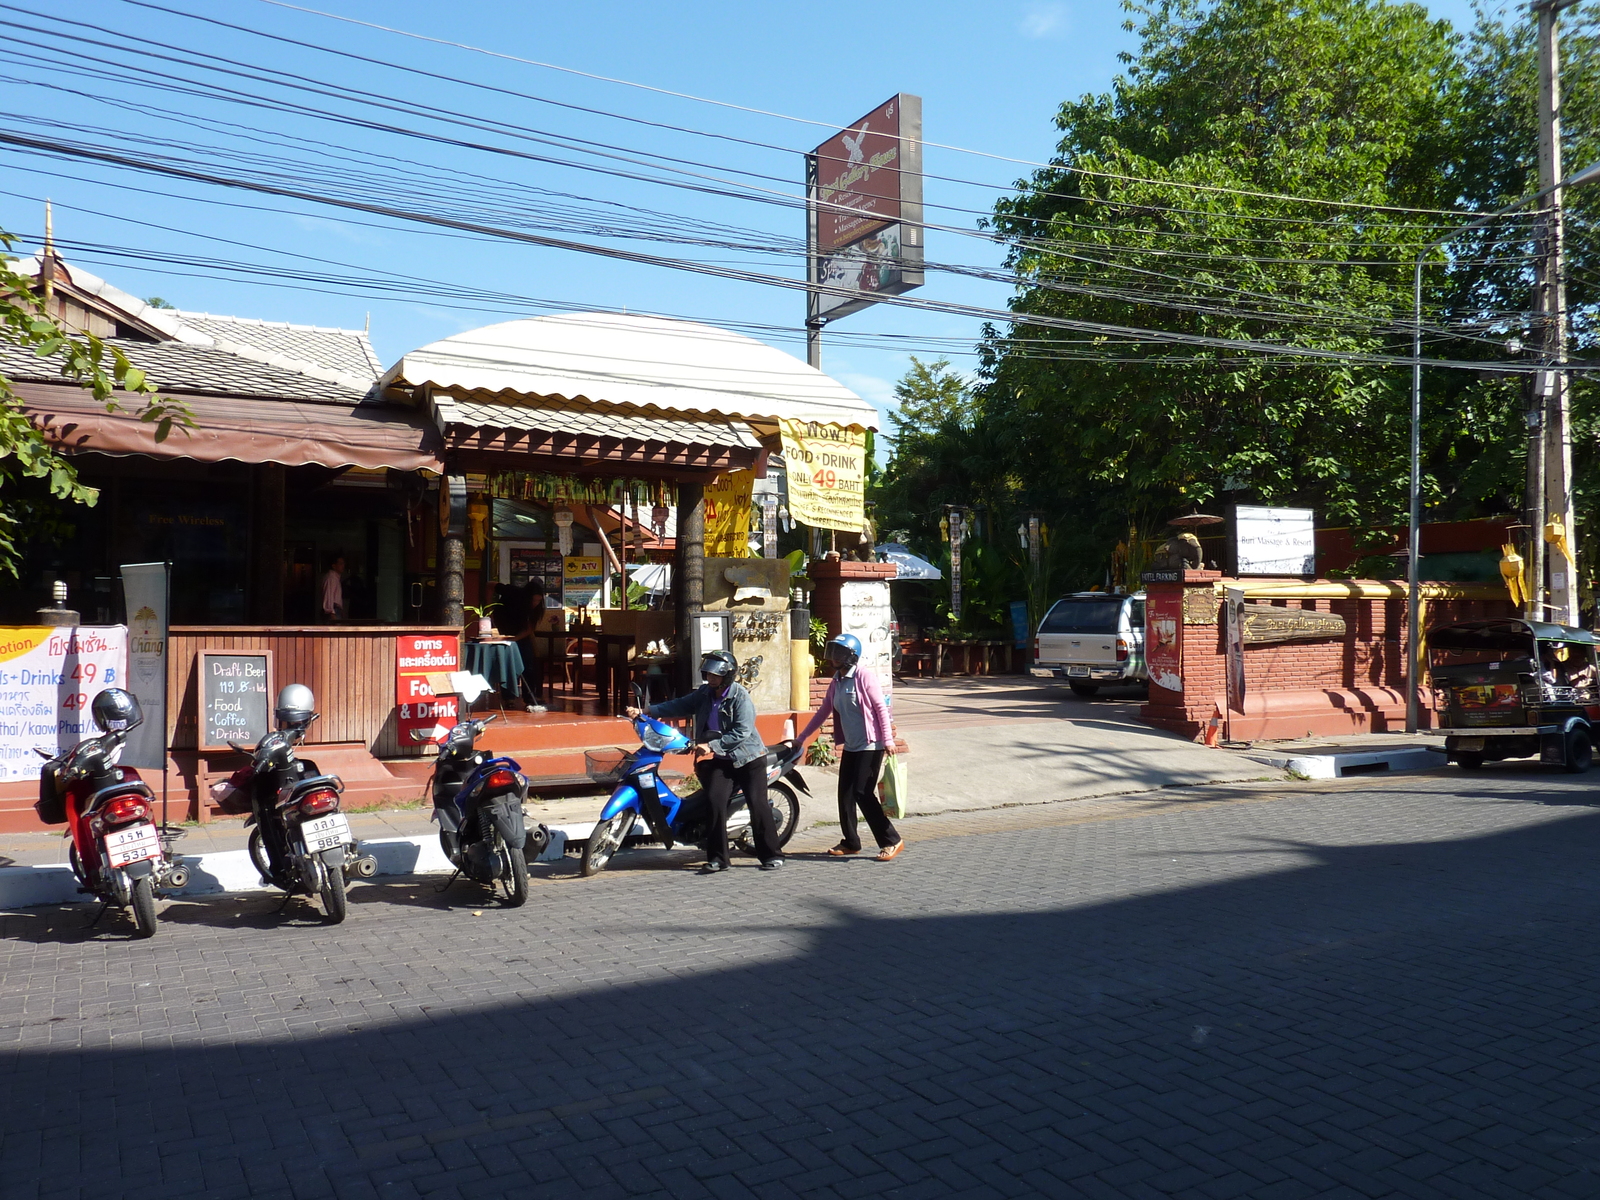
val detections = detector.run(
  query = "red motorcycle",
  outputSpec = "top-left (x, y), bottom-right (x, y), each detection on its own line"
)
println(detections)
top-left (34, 688), bottom-right (186, 938)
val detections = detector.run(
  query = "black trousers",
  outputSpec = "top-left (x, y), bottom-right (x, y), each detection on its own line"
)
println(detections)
top-left (837, 748), bottom-right (900, 851)
top-left (696, 756), bottom-right (780, 866)
top-left (517, 637), bottom-right (544, 702)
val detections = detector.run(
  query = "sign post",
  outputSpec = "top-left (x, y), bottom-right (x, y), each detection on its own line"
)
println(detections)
top-left (804, 93), bottom-right (924, 364)
top-left (120, 561), bottom-right (170, 825)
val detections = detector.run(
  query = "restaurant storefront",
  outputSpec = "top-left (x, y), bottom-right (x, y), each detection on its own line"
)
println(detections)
top-left (1, 259), bottom-right (879, 824)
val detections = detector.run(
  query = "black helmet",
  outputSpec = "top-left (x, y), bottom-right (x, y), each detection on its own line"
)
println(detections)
top-left (700, 649), bottom-right (737, 682)
top-left (90, 688), bottom-right (143, 733)
top-left (274, 682), bottom-right (316, 728)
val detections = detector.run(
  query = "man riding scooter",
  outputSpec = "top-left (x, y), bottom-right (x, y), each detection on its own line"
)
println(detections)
top-left (625, 649), bottom-right (783, 874)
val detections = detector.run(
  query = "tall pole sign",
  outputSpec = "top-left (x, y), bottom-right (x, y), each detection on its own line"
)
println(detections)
top-left (805, 94), bottom-right (924, 368)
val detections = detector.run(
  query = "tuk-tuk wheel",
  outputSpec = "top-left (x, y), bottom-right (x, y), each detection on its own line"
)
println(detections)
top-left (1564, 728), bottom-right (1593, 774)
top-left (1455, 752), bottom-right (1485, 770)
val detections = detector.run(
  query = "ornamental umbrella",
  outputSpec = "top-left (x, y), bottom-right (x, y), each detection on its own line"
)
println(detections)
top-left (876, 543), bottom-right (942, 581)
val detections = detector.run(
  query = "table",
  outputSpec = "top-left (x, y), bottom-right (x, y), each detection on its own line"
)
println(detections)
top-left (465, 640), bottom-right (524, 702)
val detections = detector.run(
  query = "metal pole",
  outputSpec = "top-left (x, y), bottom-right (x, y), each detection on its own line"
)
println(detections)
top-left (805, 151), bottom-right (823, 369)
top-left (1407, 258), bottom-right (1424, 733)
top-left (1537, 0), bottom-right (1576, 623)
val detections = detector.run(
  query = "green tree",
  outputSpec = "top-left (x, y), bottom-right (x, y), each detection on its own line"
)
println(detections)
top-left (1, 235), bottom-right (189, 575)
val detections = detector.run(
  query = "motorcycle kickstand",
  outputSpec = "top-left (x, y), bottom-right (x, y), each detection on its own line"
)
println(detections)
top-left (86, 899), bottom-right (110, 928)
top-left (435, 869), bottom-right (460, 894)
top-left (274, 890), bottom-right (296, 914)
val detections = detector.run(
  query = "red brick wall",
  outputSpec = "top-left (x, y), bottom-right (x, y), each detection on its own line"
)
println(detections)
top-left (1141, 575), bottom-right (1515, 741)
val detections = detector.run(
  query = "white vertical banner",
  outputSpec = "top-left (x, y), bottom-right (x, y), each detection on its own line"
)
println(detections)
top-left (120, 562), bottom-right (169, 770)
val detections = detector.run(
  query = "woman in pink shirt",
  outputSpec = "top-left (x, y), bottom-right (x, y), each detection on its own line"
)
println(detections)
top-left (795, 633), bottom-right (904, 861)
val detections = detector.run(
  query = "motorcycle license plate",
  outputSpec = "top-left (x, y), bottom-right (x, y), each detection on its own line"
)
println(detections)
top-left (1068, 666), bottom-right (1090, 677)
top-left (105, 822), bottom-right (160, 868)
top-left (637, 771), bottom-right (657, 790)
top-left (300, 813), bottom-right (351, 854)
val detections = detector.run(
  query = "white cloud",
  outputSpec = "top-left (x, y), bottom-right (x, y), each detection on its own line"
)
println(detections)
top-left (1020, 2), bottom-right (1069, 39)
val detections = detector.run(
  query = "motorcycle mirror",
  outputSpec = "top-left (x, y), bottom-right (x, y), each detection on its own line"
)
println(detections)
top-left (480, 713), bottom-right (499, 726)
top-left (630, 682), bottom-right (644, 704)
top-left (227, 740), bottom-right (248, 754)
top-left (32, 746), bottom-right (52, 759)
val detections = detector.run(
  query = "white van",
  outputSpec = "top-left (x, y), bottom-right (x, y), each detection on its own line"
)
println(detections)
top-left (1034, 592), bottom-right (1147, 697)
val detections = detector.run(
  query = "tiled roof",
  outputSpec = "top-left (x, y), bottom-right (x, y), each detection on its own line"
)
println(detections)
top-left (0, 339), bottom-right (370, 404)
top-left (174, 312), bottom-right (382, 381)
top-left (431, 391), bottom-right (761, 450)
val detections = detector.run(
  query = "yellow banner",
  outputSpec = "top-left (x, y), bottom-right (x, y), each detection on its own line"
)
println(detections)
top-left (705, 469), bottom-right (755, 557)
top-left (779, 419), bottom-right (866, 533)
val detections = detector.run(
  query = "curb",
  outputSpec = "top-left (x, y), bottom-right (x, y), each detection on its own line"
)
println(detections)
top-left (1244, 746), bottom-right (1448, 781)
top-left (0, 829), bottom-right (574, 910)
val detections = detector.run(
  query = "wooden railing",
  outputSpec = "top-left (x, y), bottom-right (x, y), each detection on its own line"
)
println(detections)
top-left (168, 625), bottom-right (459, 758)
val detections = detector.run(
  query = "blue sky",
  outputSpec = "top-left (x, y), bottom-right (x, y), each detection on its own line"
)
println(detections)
top-left (1, 0), bottom-right (1489, 427)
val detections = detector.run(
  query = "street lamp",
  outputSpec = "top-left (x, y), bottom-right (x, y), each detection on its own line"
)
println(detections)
top-left (1405, 159), bottom-right (1600, 733)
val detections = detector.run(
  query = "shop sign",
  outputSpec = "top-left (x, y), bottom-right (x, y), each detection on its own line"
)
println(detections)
top-left (779, 419), bottom-right (866, 533)
top-left (0, 626), bottom-right (127, 783)
top-left (705, 470), bottom-right (755, 558)
top-left (563, 557), bottom-right (604, 608)
top-left (120, 562), bottom-right (169, 770)
top-left (396, 633), bottom-right (459, 745)
top-left (1146, 591), bottom-right (1183, 693)
top-left (1234, 506), bottom-right (1315, 575)
top-left (488, 472), bottom-right (677, 507)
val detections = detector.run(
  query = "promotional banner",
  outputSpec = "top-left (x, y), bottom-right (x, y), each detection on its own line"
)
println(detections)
top-left (1146, 590), bottom-right (1184, 694)
top-left (949, 509), bottom-right (964, 621)
top-left (563, 556), bottom-right (604, 608)
top-left (396, 633), bottom-right (460, 746)
top-left (779, 419), bottom-right (866, 533)
top-left (119, 562), bottom-right (168, 770)
top-left (1224, 587), bottom-right (1246, 718)
top-left (0, 626), bottom-right (128, 783)
top-left (704, 469), bottom-right (755, 557)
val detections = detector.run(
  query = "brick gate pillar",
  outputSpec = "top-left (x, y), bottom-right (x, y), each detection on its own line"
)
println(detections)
top-left (1140, 568), bottom-right (1221, 740)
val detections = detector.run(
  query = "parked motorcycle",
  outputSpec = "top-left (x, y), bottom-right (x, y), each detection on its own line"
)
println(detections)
top-left (34, 688), bottom-right (188, 938)
top-left (220, 684), bottom-right (374, 923)
top-left (419, 714), bottom-right (540, 906)
top-left (579, 692), bottom-right (806, 877)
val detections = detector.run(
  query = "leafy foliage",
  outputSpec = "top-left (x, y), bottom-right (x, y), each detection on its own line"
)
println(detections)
top-left (879, 0), bottom-right (1598, 592)
top-left (0, 234), bottom-right (192, 576)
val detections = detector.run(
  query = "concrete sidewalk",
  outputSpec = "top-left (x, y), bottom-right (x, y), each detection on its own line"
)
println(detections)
top-left (879, 675), bottom-right (1280, 813)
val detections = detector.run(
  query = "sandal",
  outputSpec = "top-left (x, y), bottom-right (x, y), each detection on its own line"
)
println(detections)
top-left (876, 841), bottom-right (905, 862)
top-left (826, 842), bottom-right (860, 856)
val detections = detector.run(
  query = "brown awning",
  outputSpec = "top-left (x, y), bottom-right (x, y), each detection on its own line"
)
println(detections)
top-left (17, 383), bottom-right (443, 472)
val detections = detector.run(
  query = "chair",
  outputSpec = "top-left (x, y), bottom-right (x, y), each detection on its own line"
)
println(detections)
top-left (595, 633), bottom-right (636, 715)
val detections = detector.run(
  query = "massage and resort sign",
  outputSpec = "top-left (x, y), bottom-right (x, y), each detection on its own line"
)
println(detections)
top-left (0, 626), bottom-right (128, 782)
top-left (779, 420), bottom-right (866, 533)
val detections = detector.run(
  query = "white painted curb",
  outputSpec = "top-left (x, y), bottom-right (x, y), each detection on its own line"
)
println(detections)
top-left (1270, 747), bottom-right (1447, 780)
top-left (0, 830), bottom-right (572, 910)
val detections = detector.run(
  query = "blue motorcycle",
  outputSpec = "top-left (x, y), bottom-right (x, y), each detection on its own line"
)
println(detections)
top-left (422, 714), bottom-right (548, 906)
top-left (579, 707), bottom-right (806, 877)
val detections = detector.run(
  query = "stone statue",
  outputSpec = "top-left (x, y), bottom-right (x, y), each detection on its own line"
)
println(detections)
top-left (1150, 531), bottom-right (1203, 571)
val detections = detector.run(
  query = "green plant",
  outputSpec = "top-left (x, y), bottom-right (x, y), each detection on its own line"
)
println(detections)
top-left (805, 739), bottom-right (837, 767)
top-left (809, 617), bottom-right (829, 652)
top-left (464, 601), bottom-right (501, 620)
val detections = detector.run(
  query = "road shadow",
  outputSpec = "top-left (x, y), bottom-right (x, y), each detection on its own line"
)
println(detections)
top-left (4, 795), bottom-right (1600, 1197)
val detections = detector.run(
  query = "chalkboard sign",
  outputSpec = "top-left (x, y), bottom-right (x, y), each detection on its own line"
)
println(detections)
top-left (198, 651), bottom-right (273, 751)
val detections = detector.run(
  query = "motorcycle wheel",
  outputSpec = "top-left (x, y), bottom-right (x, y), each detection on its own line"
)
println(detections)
top-left (581, 811), bottom-right (633, 877)
top-left (738, 781), bottom-right (802, 851)
top-left (247, 828), bottom-right (273, 886)
top-left (129, 876), bottom-right (158, 939)
top-left (502, 845), bottom-right (529, 907)
top-left (318, 860), bottom-right (348, 924)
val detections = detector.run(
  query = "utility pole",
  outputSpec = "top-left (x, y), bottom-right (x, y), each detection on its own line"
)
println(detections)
top-left (1533, 0), bottom-right (1578, 624)
top-left (804, 151), bottom-right (824, 369)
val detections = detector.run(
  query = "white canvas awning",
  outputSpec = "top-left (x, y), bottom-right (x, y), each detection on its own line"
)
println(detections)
top-left (381, 312), bottom-right (879, 432)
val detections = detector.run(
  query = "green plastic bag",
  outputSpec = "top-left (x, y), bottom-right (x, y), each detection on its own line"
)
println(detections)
top-left (878, 754), bottom-right (908, 821)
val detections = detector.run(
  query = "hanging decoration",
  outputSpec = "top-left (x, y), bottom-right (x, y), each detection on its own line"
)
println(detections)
top-left (467, 498), bottom-right (491, 552)
top-left (487, 472), bottom-right (676, 508)
top-left (553, 506), bottom-right (575, 556)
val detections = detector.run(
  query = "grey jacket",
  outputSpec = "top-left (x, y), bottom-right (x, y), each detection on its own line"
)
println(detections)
top-left (648, 682), bottom-right (767, 768)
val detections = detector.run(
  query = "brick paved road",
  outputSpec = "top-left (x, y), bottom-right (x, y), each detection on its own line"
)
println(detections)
top-left (4, 769), bottom-right (1600, 1199)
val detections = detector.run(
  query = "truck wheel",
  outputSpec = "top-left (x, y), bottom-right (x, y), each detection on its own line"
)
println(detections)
top-left (1455, 752), bottom-right (1485, 770)
top-left (1069, 681), bottom-right (1099, 698)
top-left (1564, 728), bottom-right (1593, 774)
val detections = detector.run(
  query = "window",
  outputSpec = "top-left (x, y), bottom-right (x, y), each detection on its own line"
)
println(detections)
top-left (1040, 599), bottom-right (1124, 635)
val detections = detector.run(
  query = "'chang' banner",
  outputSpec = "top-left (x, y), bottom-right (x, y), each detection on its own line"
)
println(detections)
top-left (0, 626), bottom-right (128, 783)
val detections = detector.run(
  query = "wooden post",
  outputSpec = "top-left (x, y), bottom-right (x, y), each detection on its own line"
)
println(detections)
top-left (249, 463), bottom-right (285, 623)
top-left (674, 481), bottom-right (705, 692)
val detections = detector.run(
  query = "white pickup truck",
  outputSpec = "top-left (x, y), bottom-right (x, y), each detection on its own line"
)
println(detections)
top-left (1034, 592), bottom-right (1147, 697)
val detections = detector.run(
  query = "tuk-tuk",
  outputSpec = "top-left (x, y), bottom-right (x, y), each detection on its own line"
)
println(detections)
top-left (1429, 618), bottom-right (1599, 772)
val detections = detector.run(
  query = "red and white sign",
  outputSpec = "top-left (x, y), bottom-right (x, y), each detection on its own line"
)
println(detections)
top-left (396, 633), bottom-right (460, 745)
top-left (1146, 591), bottom-right (1183, 695)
